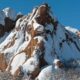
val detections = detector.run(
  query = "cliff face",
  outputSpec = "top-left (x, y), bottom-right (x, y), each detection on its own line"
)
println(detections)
top-left (0, 4), bottom-right (80, 80)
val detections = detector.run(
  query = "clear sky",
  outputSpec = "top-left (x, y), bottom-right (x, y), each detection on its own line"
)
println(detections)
top-left (0, 0), bottom-right (80, 29)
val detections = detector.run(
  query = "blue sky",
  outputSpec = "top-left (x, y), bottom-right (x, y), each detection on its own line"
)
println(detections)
top-left (0, 0), bottom-right (80, 29)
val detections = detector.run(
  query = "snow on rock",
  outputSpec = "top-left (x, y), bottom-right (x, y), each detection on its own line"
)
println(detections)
top-left (9, 52), bottom-right (27, 75)
top-left (33, 22), bottom-right (44, 31)
top-left (3, 7), bottom-right (17, 20)
top-left (36, 59), bottom-right (64, 80)
top-left (0, 29), bottom-right (24, 60)
top-left (55, 24), bottom-right (80, 61)
top-left (21, 53), bottom-right (40, 78)
top-left (0, 15), bottom-right (27, 71)
top-left (36, 65), bottom-right (53, 80)
top-left (65, 26), bottom-right (78, 34)
top-left (44, 33), bottom-right (55, 64)
top-left (52, 23), bottom-right (80, 61)
top-left (0, 7), bottom-right (21, 46)
top-left (0, 7), bottom-right (17, 26)
top-left (0, 3), bottom-right (80, 80)
top-left (53, 59), bottom-right (64, 69)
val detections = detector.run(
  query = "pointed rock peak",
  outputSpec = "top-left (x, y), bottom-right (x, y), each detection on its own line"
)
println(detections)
top-left (17, 12), bottom-right (22, 15)
top-left (65, 26), bottom-right (78, 34)
top-left (3, 7), bottom-right (11, 11)
top-left (3, 7), bottom-right (17, 20)
top-left (33, 4), bottom-right (52, 26)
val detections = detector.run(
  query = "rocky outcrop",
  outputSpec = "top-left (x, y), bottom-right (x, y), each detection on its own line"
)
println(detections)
top-left (0, 4), bottom-right (80, 80)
